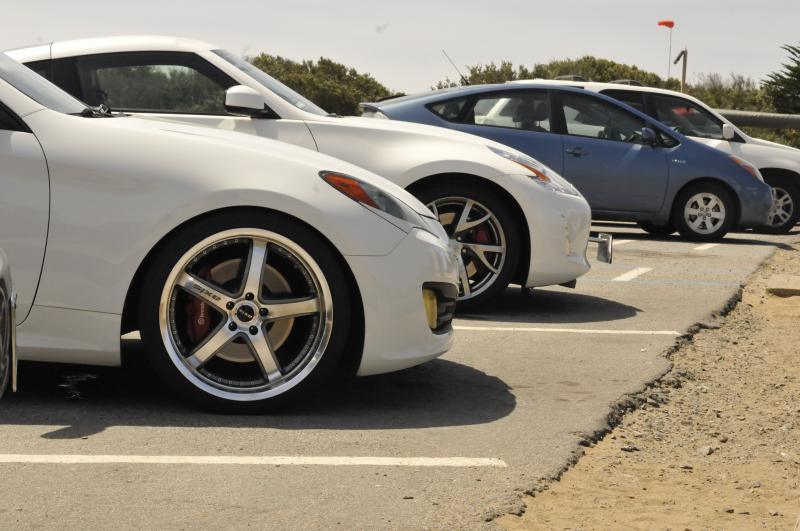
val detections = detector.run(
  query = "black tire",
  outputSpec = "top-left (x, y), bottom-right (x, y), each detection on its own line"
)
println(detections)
top-left (414, 183), bottom-right (520, 312)
top-left (138, 210), bottom-right (351, 412)
top-left (759, 175), bottom-right (800, 234)
top-left (637, 222), bottom-right (676, 237)
top-left (0, 284), bottom-right (10, 400)
top-left (672, 182), bottom-right (736, 242)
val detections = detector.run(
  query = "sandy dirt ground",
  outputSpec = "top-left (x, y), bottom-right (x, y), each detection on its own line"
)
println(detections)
top-left (500, 240), bottom-right (800, 531)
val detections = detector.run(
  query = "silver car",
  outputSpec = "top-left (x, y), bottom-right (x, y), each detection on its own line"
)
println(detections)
top-left (0, 249), bottom-right (15, 399)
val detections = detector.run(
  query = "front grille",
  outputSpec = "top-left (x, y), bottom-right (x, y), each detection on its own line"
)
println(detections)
top-left (423, 282), bottom-right (458, 334)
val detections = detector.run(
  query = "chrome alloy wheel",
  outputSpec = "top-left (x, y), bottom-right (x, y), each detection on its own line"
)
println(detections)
top-left (158, 229), bottom-right (333, 401)
top-left (427, 197), bottom-right (506, 301)
top-left (683, 192), bottom-right (727, 235)
top-left (767, 186), bottom-right (794, 227)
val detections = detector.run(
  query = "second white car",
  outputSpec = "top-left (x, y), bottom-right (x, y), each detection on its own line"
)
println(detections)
top-left (9, 36), bottom-right (605, 309)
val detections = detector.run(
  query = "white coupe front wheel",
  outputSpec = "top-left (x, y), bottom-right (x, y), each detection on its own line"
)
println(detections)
top-left (139, 212), bottom-right (351, 411)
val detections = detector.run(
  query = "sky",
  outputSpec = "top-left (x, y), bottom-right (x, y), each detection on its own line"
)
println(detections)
top-left (2, 0), bottom-right (799, 93)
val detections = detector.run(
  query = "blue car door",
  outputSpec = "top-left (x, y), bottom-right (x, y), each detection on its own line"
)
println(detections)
top-left (435, 89), bottom-right (565, 173)
top-left (557, 91), bottom-right (669, 213)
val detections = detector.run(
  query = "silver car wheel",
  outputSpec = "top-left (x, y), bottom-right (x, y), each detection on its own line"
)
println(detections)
top-left (684, 192), bottom-right (726, 235)
top-left (427, 197), bottom-right (507, 301)
top-left (767, 186), bottom-right (794, 227)
top-left (158, 228), bottom-right (333, 402)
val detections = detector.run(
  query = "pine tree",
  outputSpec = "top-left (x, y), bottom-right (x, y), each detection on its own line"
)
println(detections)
top-left (764, 44), bottom-right (800, 114)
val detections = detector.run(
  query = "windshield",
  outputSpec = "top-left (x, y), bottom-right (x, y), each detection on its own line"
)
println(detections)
top-left (213, 49), bottom-right (327, 116)
top-left (0, 53), bottom-right (87, 114)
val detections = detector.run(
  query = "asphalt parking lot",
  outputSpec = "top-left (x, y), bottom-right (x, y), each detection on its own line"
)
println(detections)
top-left (0, 222), bottom-right (795, 530)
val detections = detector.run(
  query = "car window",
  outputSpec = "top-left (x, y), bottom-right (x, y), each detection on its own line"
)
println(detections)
top-left (74, 52), bottom-right (234, 113)
top-left (0, 104), bottom-right (26, 132)
top-left (561, 92), bottom-right (646, 143)
top-left (467, 92), bottom-right (551, 132)
top-left (0, 53), bottom-right (87, 115)
top-left (651, 94), bottom-right (724, 140)
top-left (429, 98), bottom-right (468, 121)
top-left (599, 89), bottom-right (646, 112)
top-left (25, 59), bottom-right (51, 80)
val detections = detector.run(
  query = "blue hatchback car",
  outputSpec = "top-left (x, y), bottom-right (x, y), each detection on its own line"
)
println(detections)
top-left (362, 83), bottom-right (773, 241)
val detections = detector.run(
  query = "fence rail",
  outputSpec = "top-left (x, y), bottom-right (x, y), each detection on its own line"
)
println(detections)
top-left (718, 109), bottom-right (800, 129)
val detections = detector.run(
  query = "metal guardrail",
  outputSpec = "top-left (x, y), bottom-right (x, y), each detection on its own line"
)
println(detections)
top-left (718, 109), bottom-right (800, 129)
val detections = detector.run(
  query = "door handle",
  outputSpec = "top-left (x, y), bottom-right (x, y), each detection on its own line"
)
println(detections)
top-left (566, 147), bottom-right (590, 157)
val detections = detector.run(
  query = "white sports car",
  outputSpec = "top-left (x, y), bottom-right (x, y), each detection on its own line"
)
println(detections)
top-left (8, 36), bottom-right (608, 309)
top-left (0, 52), bottom-right (458, 411)
top-left (0, 248), bottom-right (14, 399)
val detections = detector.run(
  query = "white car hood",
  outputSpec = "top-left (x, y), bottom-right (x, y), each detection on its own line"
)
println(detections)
top-left (746, 135), bottom-right (800, 154)
top-left (117, 115), bottom-right (436, 218)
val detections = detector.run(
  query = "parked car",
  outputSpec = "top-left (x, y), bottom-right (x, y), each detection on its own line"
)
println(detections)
top-left (515, 80), bottom-right (800, 234)
top-left (0, 249), bottom-right (14, 399)
top-left (8, 37), bottom-right (608, 309)
top-left (362, 83), bottom-right (774, 241)
top-left (0, 51), bottom-right (459, 411)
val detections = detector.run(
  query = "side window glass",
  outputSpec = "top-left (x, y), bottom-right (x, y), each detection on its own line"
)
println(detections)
top-left (651, 95), bottom-right (724, 139)
top-left (429, 98), bottom-right (468, 121)
top-left (599, 89), bottom-right (646, 113)
top-left (74, 54), bottom-right (231, 113)
top-left (561, 92), bottom-right (646, 143)
top-left (0, 105), bottom-right (25, 132)
top-left (25, 60), bottom-right (52, 80)
top-left (465, 92), bottom-right (551, 132)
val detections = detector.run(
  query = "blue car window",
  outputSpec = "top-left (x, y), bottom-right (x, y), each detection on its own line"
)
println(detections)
top-left (450, 92), bottom-right (550, 132)
top-left (561, 92), bottom-right (646, 144)
top-left (429, 98), bottom-right (468, 121)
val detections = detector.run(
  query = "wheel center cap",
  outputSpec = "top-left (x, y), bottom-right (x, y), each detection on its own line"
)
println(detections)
top-left (235, 304), bottom-right (256, 323)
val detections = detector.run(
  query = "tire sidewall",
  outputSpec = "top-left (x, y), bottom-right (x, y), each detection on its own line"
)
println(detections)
top-left (138, 210), bottom-right (351, 412)
top-left (414, 183), bottom-right (520, 311)
top-left (672, 183), bottom-right (736, 242)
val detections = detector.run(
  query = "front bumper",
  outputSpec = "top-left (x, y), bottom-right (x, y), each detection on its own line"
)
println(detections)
top-left (345, 227), bottom-right (458, 376)
top-left (501, 175), bottom-right (593, 287)
top-left (738, 181), bottom-right (775, 227)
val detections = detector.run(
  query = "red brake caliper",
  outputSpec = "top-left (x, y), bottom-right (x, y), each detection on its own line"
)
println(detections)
top-left (186, 268), bottom-right (213, 344)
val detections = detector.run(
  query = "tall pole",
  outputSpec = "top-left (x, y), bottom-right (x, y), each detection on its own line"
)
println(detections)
top-left (667, 28), bottom-right (673, 80)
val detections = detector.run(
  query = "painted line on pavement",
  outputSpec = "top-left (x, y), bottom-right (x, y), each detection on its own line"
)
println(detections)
top-left (0, 454), bottom-right (507, 468)
top-left (612, 267), bottom-right (653, 282)
top-left (693, 243), bottom-right (719, 251)
top-left (580, 278), bottom-right (741, 288)
top-left (454, 326), bottom-right (681, 336)
top-left (613, 239), bottom-right (634, 246)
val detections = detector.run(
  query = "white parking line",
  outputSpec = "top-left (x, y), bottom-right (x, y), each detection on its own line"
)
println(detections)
top-left (454, 326), bottom-right (681, 336)
top-left (0, 454), bottom-right (508, 468)
top-left (612, 267), bottom-right (653, 282)
top-left (693, 243), bottom-right (719, 251)
top-left (614, 239), bottom-right (634, 246)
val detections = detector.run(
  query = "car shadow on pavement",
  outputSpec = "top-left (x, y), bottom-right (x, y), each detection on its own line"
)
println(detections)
top-left (0, 351), bottom-right (515, 440)
top-left (458, 287), bottom-right (641, 324)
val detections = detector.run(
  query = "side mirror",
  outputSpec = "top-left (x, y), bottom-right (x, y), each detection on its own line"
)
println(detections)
top-left (641, 127), bottom-right (658, 146)
top-left (722, 123), bottom-right (736, 140)
top-left (225, 85), bottom-right (271, 118)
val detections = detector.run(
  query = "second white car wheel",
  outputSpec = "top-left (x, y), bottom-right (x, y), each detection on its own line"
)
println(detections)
top-left (415, 183), bottom-right (520, 311)
top-left (138, 210), bottom-right (351, 412)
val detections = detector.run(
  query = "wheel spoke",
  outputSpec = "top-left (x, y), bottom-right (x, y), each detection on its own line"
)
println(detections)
top-left (266, 296), bottom-right (320, 321)
top-left (457, 255), bottom-right (471, 297)
top-left (185, 328), bottom-right (235, 369)
top-left (242, 239), bottom-right (269, 297)
top-left (453, 200), bottom-right (475, 235)
top-left (709, 211), bottom-right (723, 220)
top-left (463, 243), bottom-right (503, 274)
top-left (248, 329), bottom-right (282, 380)
top-left (428, 202), bottom-right (439, 219)
top-left (455, 213), bottom-right (492, 235)
top-left (176, 272), bottom-right (232, 311)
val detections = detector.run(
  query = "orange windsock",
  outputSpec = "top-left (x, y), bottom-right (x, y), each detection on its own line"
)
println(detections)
top-left (658, 20), bottom-right (675, 29)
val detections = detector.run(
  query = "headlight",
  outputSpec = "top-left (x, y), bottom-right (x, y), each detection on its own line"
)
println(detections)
top-left (489, 146), bottom-right (581, 196)
top-left (320, 171), bottom-right (427, 231)
top-left (730, 156), bottom-right (763, 181)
